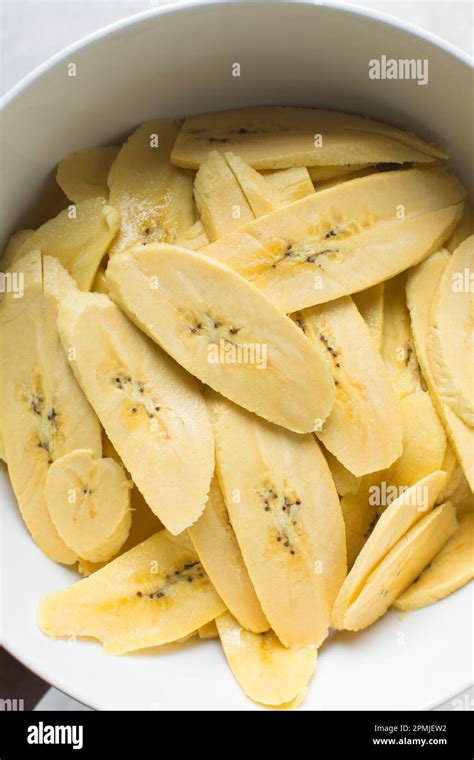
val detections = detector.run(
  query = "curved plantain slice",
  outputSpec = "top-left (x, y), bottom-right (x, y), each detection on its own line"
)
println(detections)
top-left (171, 107), bottom-right (446, 169)
top-left (201, 167), bottom-right (465, 312)
top-left (262, 167), bottom-right (314, 203)
top-left (293, 296), bottom-right (402, 475)
top-left (108, 120), bottom-right (194, 254)
top-left (332, 471), bottom-right (447, 628)
top-left (208, 392), bottom-right (346, 648)
top-left (216, 611), bottom-right (317, 707)
top-left (38, 530), bottom-right (226, 654)
top-left (342, 502), bottom-right (457, 631)
top-left (106, 243), bottom-right (335, 434)
top-left (352, 283), bottom-right (384, 351)
top-left (198, 620), bottom-right (219, 639)
top-left (0, 253), bottom-right (102, 563)
top-left (12, 198), bottom-right (119, 291)
top-left (427, 235), bottom-right (474, 427)
top-left (176, 218), bottom-right (210, 250)
top-left (446, 201), bottom-right (474, 252)
top-left (56, 146), bottom-right (120, 203)
top-left (393, 512), bottom-right (474, 611)
top-left (45, 448), bottom-right (132, 563)
top-left (56, 285), bottom-right (214, 535)
top-left (324, 448), bottom-right (361, 497)
top-left (224, 152), bottom-right (284, 216)
top-left (188, 475), bottom-right (269, 633)
top-left (406, 250), bottom-right (474, 490)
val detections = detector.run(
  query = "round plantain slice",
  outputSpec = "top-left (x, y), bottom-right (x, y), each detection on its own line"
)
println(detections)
top-left (106, 243), bottom-right (335, 434)
top-left (216, 611), bottom-right (317, 708)
top-left (45, 448), bottom-right (132, 563)
top-left (56, 146), bottom-right (120, 204)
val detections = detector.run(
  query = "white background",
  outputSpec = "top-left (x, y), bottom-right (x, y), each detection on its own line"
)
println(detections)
top-left (1, 0), bottom-right (472, 711)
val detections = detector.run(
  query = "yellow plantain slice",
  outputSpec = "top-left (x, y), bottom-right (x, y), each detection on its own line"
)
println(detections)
top-left (45, 448), bottom-right (132, 563)
top-left (1, 229), bottom-right (34, 272)
top-left (188, 475), bottom-right (269, 633)
top-left (262, 167), bottom-right (315, 203)
top-left (352, 283), bottom-right (384, 351)
top-left (56, 146), bottom-right (120, 203)
top-left (208, 392), bottom-right (346, 649)
top-left (324, 448), bottom-right (361, 497)
top-left (308, 164), bottom-right (371, 182)
top-left (198, 620), bottom-right (219, 639)
top-left (332, 470), bottom-right (447, 628)
top-left (38, 530), bottom-right (226, 654)
top-left (201, 167), bottom-right (465, 312)
top-left (216, 611), bottom-right (317, 707)
top-left (176, 218), bottom-right (210, 250)
top-left (194, 151), bottom-right (254, 239)
top-left (171, 107), bottom-right (446, 169)
top-left (225, 152), bottom-right (285, 216)
top-left (106, 243), bottom-right (335, 434)
top-left (446, 201), bottom-right (474, 252)
top-left (342, 502), bottom-right (457, 631)
top-left (427, 235), bottom-right (474, 427)
top-left (394, 511), bottom-right (474, 611)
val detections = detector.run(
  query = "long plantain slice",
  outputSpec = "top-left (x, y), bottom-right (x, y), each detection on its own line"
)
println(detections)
top-left (352, 283), bottom-right (384, 350)
top-left (106, 243), bottom-right (335, 434)
top-left (45, 448), bottom-right (132, 563)
top-left (201, 167), bottom-right (465, 312)
top-left (208, 392), bottom-right (346, 649)
top-left (108, 120), bottom-right (194, 254)
top-left (393, 511), bottom-right (474, 611)
top-left (262, 167), bottom-right (314, 203)
top-left (38, 530), bottom-right (226, 654)
top-left (56, 283), bottom-right (214, 535)
top-left (171, 107), bottom-right (446, 169)
top-left (216, 611), bottom-right (317, 707)
top-left (56, 146), bottom-right (120, 203)
top-left (293, 296), bottom-right (402, 475)
top-left (12, 198), bottom-right (119, 291)
top-left (332, 470), bottom-right (447, 628)
top-left (194, 151), bottom-right (254, 239)
top-left (427, 235), bottom-right (474, 427)
top-left (224, 152), bottom-right (285, 216)
top-left (342, 502), bottom-right (457, 631)
top-left (188, 476), bottom-right (269, 633)
top-left (406, 250), bottom-right (474, 490)
top-left (0, 253), bottom-right (102, 563)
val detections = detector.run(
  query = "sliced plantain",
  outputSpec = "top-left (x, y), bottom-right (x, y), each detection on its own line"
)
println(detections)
top-left (176, 218), bottom-right (210, 250)
top-left (171, 107), bottom-right (446, 169)
top-left (308, 164), bottom-right (370, 182)
top-left (216, 611), bottom-right (317, 707)
top-left (0, 253), bottom-right (102, 563)
top-left (340, 476), bottom-right (381, 569)
top-left (188, 475), bottom-right (268, 632)
top-left (393, 511), bottom-right (474, 611)
top-left (198, 620), bottom-right (219, 639)
top-left (342, 502), bottom-right (457, 630)
top-left (293, 296), bottom-right (402, 475)
top-left (332, 470), bottom-right (447, 628)
top-left (406, 250), bottom-right (474, 489)
top-left (91, 266), bottom-right (108, 294)
top-left (106, 243), bottom-right (335, 434)
top-left (262, 167), bottom-right (315, 203)
top-left (45, 448), bottom-right (132, 563)
top-left (427, 235), bottom-right (474, 427)
top-left (446, 201), bottom-right (474, 252)
top-left (12, 198), bottom-right (119, 290)
top-left (38, 530), bottom-right (226, 654)
top-left (194, 151), bottom-right (254, 239)
top-left (56, 146), bottom-right (120, 203)
top-left (208, 392), bottom-right (346, 648)
top-left (352, 283), bottom-right (384, 350)
top-left (1, 229), bottom-right (34, 272)
top-left (201, 167), bottom-right (465, 312)
top-left (224, 152), bottom-right (284, 216)
top-left (108, 120), bottom-right (194, 254)
top-left (56, 283), bottom-right (214, 535)
top-left (324, 448), bottom-right (361, 497)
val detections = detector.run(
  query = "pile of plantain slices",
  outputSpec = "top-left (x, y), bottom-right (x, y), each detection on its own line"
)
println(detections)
top-left (1, 107), bottom-right (472, 709)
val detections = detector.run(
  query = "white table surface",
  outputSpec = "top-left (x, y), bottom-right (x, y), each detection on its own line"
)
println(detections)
top-left (1, 0), bottom-right (472, 712)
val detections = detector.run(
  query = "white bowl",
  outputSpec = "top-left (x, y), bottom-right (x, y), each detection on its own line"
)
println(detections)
top-left (1, 0), bottom-right (472, 710)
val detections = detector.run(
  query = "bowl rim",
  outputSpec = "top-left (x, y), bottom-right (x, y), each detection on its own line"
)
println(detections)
top-left (1, 0), bottom-right (472, 710)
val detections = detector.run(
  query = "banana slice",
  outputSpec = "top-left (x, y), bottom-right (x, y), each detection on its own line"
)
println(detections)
top-left (56, 146), bottom-right (120, 203)
top-left (38, 530), bottom-right (226, 654)
top-left (208, 392), bottom-right (346, 648)
top-left (446, 201), bottom-right (474, 252)
top-left (201, 167), bottom-right (465, 312)
top-left (108, 120), bottom-right (194, 254)
top-left (0, 253), bottom-right (102, 563)
top-left (56, 285), bottom-right (214, 535)
top-left (263, 167), bottom-right (314, 203)
top-left (294, 297), bottom-right (402, 475)
top-left (106, 243), bottom-right (335, 434)
top-left (216, 612), bottom-right (317, 707)
top-left (340, 475), bottom-right (381, 568)
top-left (342, 502), bottom-right (457, 630)
top-left (176, 218), bottom-right (210, 250)
top-left (12, 198), bottom-right (119, 290)
top-left (91, 266), bottom-right (108, 294)
top-left (332, 470), bottom-right (447, 628)
top-left (198, 620), bottom-right (219, 639)
top-left (406, 250), bottom-right (474, 490)
top-left (171, 107), bottom-right (446, 169)
top-left (188, 475), bottom-right (269, 633)
top-left (323, 448), bottom-right (361, 497)
top-left (194, 151), bottom-right (254, 239)
top-left (427, 235), bottom-right (474, 427)
top-left (45, 448), bottom-right (132, 563)
top-left (394, 512), bottom-right (474, 611)
top-left (352, 283), bottom-right (384, 350)
top-left (224, 152), bottom-right (284, 216)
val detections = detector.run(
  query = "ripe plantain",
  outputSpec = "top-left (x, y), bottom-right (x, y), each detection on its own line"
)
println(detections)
top-left (56, 146), bottom-right (120, 203)
top-left (225, 152), bottom-right (285, 216)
